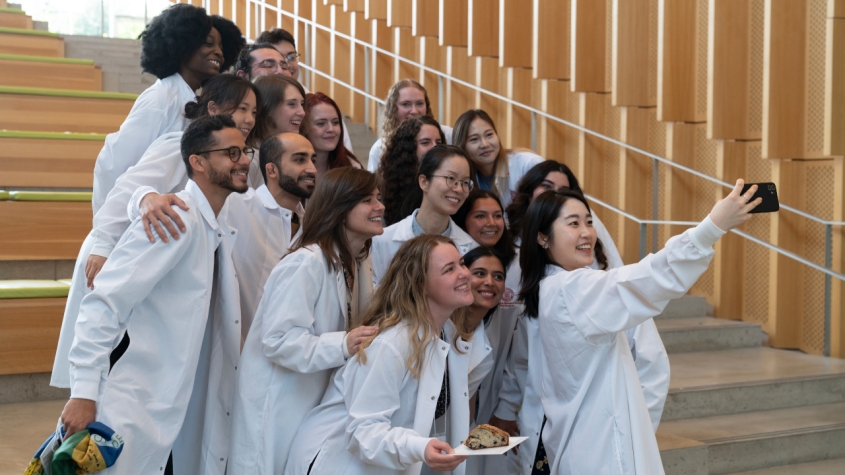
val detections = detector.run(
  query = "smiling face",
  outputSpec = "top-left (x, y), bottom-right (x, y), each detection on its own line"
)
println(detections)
top-left (468, 255), bottom-right (505, 310)
top-left (463, 118), bottom-right (501, 176)
top-left (531, 171), bottom-right (571, 202)
top-left (464, 197), bottom-right (505, 247)
top-left (182, 27), bottom-right (224, 82)
top-left (269, 85), bottom-right (306, 133)
top-left (209, 89), bottom-right (258, 139)
top-left (272, 40), bottom-right (300, 78)
top-left (248, 47), bottom-right (292, 79)
top-left (344, 187), bottom-right (385, 244)
top-left (415, 124), bottom-right (443, 161)
top-left (199, 127), bottom-right (250, 194)
top-left (275, 133), bottom-right (317, 199)
top-left (396, 86), bottom-right (427, 122)
top-left (425, 243), bottom-right (474, 317)
top-left (420, 156), bottom-right (471, 216)
top-left (543, 199), bottom-right (597, 271)
top-left (305, 103), bottom-right (341, 153)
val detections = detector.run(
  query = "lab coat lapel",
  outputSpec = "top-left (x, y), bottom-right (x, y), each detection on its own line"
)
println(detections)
top-left (411, 331), bottom-right (447, 441)
top-left (393, 212), bottom-right (417, 242)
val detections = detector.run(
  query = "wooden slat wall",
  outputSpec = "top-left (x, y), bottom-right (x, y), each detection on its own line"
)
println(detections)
top-left (198, 0), bottom-right (845, 357)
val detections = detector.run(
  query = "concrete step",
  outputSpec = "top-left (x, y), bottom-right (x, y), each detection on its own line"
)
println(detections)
top-left (657, 294), bottom-right (708, 319)
top-left (656, 317), bottom-right (763, 353)
top-left (663, 347), bottom-right (845, 421)
top-left (658, 402), bottom-right (845, 474)
top-left (724, 458), bottom-right (845, 474)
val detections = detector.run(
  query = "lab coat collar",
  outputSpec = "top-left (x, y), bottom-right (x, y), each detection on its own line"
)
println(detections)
top-left (255, 184), bottom-right (305, 219)
top-left (185, 180), bottom-right (231, 234)
top-left (545, 264), bottom-right (564, 278)
top-left (169, 72), bottom-right (199, 95)
top-left (393, 210), bottom-right (474, 249)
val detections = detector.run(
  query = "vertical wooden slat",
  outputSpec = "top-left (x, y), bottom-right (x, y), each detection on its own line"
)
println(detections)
top-left (663, 122), bottom-right (698, 242)
top-left (419, 36), bottom-right (446, 121)
top-left (571, 0), bottom-right (607, 92)
top-left (499, 0), bottom-right (532, 68)
top-left (762, 0), bottom-right (807, 159)
top-left (366, 0), bottom-right (388, 19)
top-left (468, 0), bottom-right (498, 57)
top-left (347, 11), bottom-right (370, 122)
top-left (498, 68), bottom-right (534, 149)
top-left (332, 5), bottom-right (353, 109)
top-left (833, 156), bottom-right (845, 357)
top-left (388, 0), bottom-right (413, 27)
top-left (413, 0), bottom-right (439, 36)
top-left (440, 0), bottom-right (468, 47)
top-left (708, 0), bottom-right (753, 139)
top-left (538, 79), bottom-right (577, 166)
top-left (393, 27), bottom-right (417, 83)
top-left (312, 0), bottom-right (333, 94)
top-left (345, 0), bottom-right (366, 12)
top-left (612, 0), bottom-right (654, 107)
top-left (445, 46), bottom-right (473, 126)
top-left (657, 0), bottom-right (696, 121)
top-left (825, 17), bottom-right (845, 155)
top-left (713, 140), bottom-right (748, 318)
top-left (533, 0), bottom-right (570, 79)
top-left (578, 93), bottom-right (609, 199)
top-left (370, 18), bottom-right (393, 128)
top-left (617, 107), bottom-right (655, 262)
top-left (471, 56), bottom-right (500, 120)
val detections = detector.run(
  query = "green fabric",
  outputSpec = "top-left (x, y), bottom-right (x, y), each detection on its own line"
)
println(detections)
top-left (0, 53), bottom-right (94, 65)
top-left (8, 191), bottom-right (92, 202)
top-left (0, 7), bottom-right (25, 14)
top-left (0, 85), bottom-right (137, 100)
top-left (0, 26), bottom-right (58, 37)
top-left (0, 190), bottom-right (8, 200)
top-left (0, 130), bottom-right (106, 141)
top-left (0, 280), bottom-right (71, 299)
top-left (49, 430), bottom-right (87, 475)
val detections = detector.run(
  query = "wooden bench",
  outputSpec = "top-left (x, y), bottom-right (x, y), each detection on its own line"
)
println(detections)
top-left (0, 131), bottom-right (104, 188)
top-left (0, 191), bottom-right (92, 261)
top-left (0, 280), bottom-right (70, 375)
top-left (0, 54), bottom-right (103, 91)
top-left (0, 27), bottom-right (63, 57)
top-left (0, 86), bottom-right (136, 134)
top-left (0, 8), bottom-right (33, 30)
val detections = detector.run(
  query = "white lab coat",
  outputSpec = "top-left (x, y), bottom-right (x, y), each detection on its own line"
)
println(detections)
top-left (92, 73), bottom-right (195, 214)
top-left (478, 150), bottom-right (544, 212)
top-left (51, 133), bottom-right (264, 388)
top-left (286, 320), bottom-right (474, 475)
top-left (68, 180), bottom-right (242, 475)
top-left (371, 209), bottom-right (478, 286)
top-left (366, 125), bottom-right (454, 173)
top-left (538, 217), bottom-right (724, 475)
top-left (227, 245), bottom-right (374, 475)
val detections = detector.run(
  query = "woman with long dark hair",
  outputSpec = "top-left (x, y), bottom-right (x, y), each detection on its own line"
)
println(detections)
top-left (286, 235), bottom-right (477, 475)
top-left (370, 145), bottom-right (478, 285)
top-left (300, 92), bottom-right (362, 178)
top-left (229, 168), bottom-right (384, 474)
top-left (520, 183), bottom-right (759, 474)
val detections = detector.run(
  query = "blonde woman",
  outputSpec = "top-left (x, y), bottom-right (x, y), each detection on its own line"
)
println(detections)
top-left (367, 79), bottom-right (453, 173)
top-left (286, 235), bottom-right (479, 475)
top-left (452, 109), bottom-right (543, 210)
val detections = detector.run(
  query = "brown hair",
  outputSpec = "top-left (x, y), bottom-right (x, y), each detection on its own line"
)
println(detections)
top-left (289, 168), bottom-right (378, 273)
top-left (381, 79), bottom-right (433, 140)
top-left (300, 92), bottom-right (361, 169)
top-left (252, 75), bottom-right (306, 142)
top-left (356, 234), bottom-right (472, 378)
top-left (452, 109), bottom-right (510, 194)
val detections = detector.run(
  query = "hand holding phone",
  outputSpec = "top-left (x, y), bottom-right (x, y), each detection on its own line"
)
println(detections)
top-left (740, 182), bottom-right (779, 213)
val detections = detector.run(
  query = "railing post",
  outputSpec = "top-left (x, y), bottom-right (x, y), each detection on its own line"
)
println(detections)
top-left (639, 222), bottom-right (647, 260)
top-left (652, 158), bottom-right (659, 253)
top-left (438, 75), bottom-right (444, 126)
top-left (364, 45), bottom-right (371, 130)
top-left (531, 111), bottom-right (537, 152)
top-left (304, 21), bottom-right (312, 91)
top-left (825, 224), bottom-right (832, 357)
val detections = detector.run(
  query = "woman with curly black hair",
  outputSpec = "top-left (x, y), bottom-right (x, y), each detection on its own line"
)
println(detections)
top-left (92, 3), bottom-right (244, 214)
top-left (377, 115), bottom-right (446, 225)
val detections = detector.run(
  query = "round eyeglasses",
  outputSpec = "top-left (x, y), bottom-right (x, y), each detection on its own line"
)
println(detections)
top-left (196, 146), bottom-right (256, 162)
top-left (432, 175), bottom-right (474, 192)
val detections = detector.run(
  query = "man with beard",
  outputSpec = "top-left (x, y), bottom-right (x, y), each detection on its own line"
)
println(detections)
top-left (60, 115), bottom-right (250, 474)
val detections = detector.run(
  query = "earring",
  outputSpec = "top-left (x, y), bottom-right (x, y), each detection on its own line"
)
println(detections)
top-left (542, 242), bottom-right (549, 249)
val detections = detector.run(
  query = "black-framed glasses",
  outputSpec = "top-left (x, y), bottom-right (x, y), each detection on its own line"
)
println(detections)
top-left (432, 175), bottom-right (474, 192)
top-left (283, 52), bottom-right (301, 63)
top-left (255, 59), bottom-right (289, 71)
top-left (196, 146), bottom-right (255, 162)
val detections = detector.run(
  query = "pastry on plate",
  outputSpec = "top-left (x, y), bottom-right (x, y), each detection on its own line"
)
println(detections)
top-left (463, 424), bottom-right (509, 450)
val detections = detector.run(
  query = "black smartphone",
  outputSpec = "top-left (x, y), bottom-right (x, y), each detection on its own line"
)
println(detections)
top-left (741, 182), bottom-right (779, 213)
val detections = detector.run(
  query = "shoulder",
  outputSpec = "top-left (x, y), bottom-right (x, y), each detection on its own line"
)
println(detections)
top-left (508, 150), bottom-right (544, 169)
top-left (449, 221), bottom-right (477, 248)
top-left (368, 324), bottom-right (414, 360)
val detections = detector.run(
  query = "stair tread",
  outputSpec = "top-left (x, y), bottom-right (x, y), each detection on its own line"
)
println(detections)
top-left (658, 401), bottom-right (845, 444)
top-left (668, 347), bottom-right (845, 391)
top-left (656, 316), bottom-right (761, 331)
top-left (725, 458), bottom-right (845, 474)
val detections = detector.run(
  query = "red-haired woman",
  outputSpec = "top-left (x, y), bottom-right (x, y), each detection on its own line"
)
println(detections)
top-left (300, 92), bottom-right (362, 179)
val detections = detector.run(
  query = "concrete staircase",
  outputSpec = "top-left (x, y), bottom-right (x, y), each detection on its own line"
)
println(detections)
top-left (656, 296), bottom-right (845, 474)
top-left (62, 35), bottom-right (156, 94)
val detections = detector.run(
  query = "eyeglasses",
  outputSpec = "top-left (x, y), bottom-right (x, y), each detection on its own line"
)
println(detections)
top-left (255, 59), bottom-right (289, 71)
top-left (432, 175), bottom-right (474, 192)
top-left (196, 146), bottom-right (255, 162)
top-left (282, 52), bottom-right (301, 63)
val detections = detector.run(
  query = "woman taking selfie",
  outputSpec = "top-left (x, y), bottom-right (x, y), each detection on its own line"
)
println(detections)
top-left (228, 168), bottom-right (383, 474)
top-left (520, 181), bottom-right (759, 474)
top-left (286, 234), bottom-right (478, 475)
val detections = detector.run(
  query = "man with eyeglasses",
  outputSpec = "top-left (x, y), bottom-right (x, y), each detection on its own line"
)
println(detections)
top-left (234, 43), bottom-right (294, 80)
top-left (61, 115), bottom-right (251, 475)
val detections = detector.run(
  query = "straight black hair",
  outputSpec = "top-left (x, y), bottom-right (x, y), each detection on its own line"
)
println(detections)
top-left (453, 188), bottom-right (516, 268)
top-left (506, 160), bottom-right (582, 240)
top-left (397, 144), bottom-right (471, 221)
top-left (181, 114), bottom-right (237, 178)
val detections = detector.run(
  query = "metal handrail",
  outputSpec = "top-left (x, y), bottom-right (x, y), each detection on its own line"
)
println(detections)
top-left (241, 0), bottom-right (845, 228)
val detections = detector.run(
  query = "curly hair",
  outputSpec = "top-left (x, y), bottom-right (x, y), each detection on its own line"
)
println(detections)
top-left (184, 74), bottom-right (261, 147)
top-left (139, 4), bottom-right (244, 79)
top-left (300, 92), bottom-right (361, 170)
top-left (378, 116), bottom-right (445, 225)
top-left (380, 79), bottom-right (432, 140)
top-left (506, 160), bottom-right (583, 240)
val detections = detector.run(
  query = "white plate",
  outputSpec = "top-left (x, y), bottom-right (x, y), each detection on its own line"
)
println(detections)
top-left (448, 436), bottom-right (528, 456)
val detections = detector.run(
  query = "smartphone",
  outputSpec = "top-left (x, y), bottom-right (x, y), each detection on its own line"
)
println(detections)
top-left (741, 182), bottom-right (779, 213)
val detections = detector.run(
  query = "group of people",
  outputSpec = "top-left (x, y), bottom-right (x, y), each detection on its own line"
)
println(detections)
top-left (49, 4), bottom-right (762, 475)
